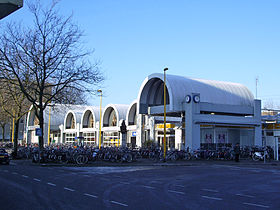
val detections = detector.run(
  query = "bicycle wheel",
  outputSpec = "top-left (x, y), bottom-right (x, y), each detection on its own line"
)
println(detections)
top-left (252, 154), bottom-right (260, 161)
top-left (76, 155), bottom-right (82, 164)
top-left (171, 153), bottom-right (178, 161)
top-left (32, 153), bottom-right (39, 163)
top-left (125, 153), bottom-right (133, 163)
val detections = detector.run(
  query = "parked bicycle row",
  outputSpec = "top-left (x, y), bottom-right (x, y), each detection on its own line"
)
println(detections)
top-left (0, 143), bottom-right (275, 164)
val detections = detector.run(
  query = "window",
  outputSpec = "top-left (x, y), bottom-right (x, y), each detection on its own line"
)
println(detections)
top-left (65, 133), bottom-right (75, 143)
top-left (83, 132), bottom-right (96, 145)
top-left (103, 132), bottom-right (119, 147)
top-left (109, 110), bottom-right (117, 126)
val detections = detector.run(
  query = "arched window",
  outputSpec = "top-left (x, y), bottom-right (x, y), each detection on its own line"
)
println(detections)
top-left (109, 110), bottom-right (117, 126)
top-left (34, 116), bottom-right (39, 125)
top-left (128, 104), bottom-right (137, 126)
top-left (70, 115), bottom-right (75, 129)
top-left (88, 113), bottom-right (94, 128)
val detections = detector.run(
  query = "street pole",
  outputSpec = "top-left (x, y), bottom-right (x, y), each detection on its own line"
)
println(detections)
top-left (47, 105), bottom-right (51, 145)
top-left (255, 77), bottom-right (259, 99)
top-left (163, 67), bottom-right (168, 161)
top-left (264, 125), bottom-right (266, 164)
top-left (98, 89), bottom-right (102, 150)
top-left (276, 137), bottom-right (279, 161)
top-left (11, 114), bottom-right (15, 143)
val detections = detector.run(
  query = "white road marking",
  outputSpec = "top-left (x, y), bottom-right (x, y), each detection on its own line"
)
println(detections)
top-left (84, 193), bottom-right (98, 198)
top-left (110, 200), bottom-right (128, 207)
top-left (174, 184), bottom-right (185, 188)
top-left (83, 175), bottom-right (91, 177)
top-left (10, 162), bottom-right (17, 165)
top-left (201, 196), bottom-right (223, 201)
top-left (168, 190), bottom-right (185, 195)
top-left (22, 175), bottom-right (29, 178)
top-left (243, 202), bottom-right (269, 208)
top-left (3, 170), bottom-right (8, 172)
top-left (12, 172), bottom-right (18, 175)
top-left (64, 187), bottom-right (75, 192)
top-left (202, 189), bottom-right (219, 193)
top-left (33, 178), bottom-right (41, 182)
top-left (47, 182), bottom-right (56, 186)
top-left (236, 193), bottom-right (255, 198)
top-left (143, 185), bottom-right (155, 189)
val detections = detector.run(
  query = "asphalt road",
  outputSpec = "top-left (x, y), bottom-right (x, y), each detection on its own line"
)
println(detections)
top-left (0, 161), bottom-right (280, 210)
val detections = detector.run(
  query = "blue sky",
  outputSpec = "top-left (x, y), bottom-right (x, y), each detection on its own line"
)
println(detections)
top-left (3, 0), bottom-right (280, 108)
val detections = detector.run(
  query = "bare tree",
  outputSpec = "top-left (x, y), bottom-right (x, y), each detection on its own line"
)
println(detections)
top-left (0, 0), bottom-right (103, 149)
top-left (0, 78), bottom-right (31, 155)
top-left (0, 106), bottom-right (11, 142)
top-left (263, 99), bottom-right (275, 110)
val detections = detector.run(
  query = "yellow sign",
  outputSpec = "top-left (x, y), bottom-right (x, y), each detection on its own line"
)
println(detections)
top-left (110, 139), bottom-right (120, 146)
top-left (263, 123), bottom-right (280, 130)
top-left (156, 124), bottom-right (175, 129)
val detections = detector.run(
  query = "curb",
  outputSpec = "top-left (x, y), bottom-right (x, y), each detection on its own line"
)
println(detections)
top-left (20, 160), bottom-right (280, 168)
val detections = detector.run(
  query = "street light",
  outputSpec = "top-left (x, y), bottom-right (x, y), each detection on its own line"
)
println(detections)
top-left (97, 89), bottom-right (102, 149)
top-left (163, 67), bottom-right (168, 160)
top-left (47, 105), bottom-right (51, 145)
top-left (11, 111), bottom-right (15, 143)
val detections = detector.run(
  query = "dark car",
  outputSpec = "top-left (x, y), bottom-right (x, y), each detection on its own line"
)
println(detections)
top-left (0, 148), bottom-right (10, 165)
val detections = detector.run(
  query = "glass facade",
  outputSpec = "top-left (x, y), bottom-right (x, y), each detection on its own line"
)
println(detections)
top-left (200, 126), bottom-right (255, 150)
top-left (103, 131), bottom-right (119, 147)
top-left (83, 132), bottom-right (96, 145)
top-left (65, 132), bottom-right (75, 144)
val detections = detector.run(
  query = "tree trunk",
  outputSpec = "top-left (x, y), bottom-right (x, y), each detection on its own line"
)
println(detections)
top-left (13, 118), bottom-right (20, 158)
top-left (39, 107), bottom-right (44, 150)
top-left (9, 119), bottom-right (12, 141)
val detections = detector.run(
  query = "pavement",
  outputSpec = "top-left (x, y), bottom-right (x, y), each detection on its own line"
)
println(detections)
top-left (9, 157), bottom-right (280, 168)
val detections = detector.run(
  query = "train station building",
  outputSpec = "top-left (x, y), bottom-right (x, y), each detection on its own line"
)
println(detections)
top-left (138, 73), bottom-right (261, 151)
top-left (24, 73), bottom-right (262, 152)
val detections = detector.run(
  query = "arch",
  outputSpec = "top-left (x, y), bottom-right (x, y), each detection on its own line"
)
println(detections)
top-left (81, 106), bottom-right (100, 129)
top-left (26, 105), bottom-right (37, 127)
top-left (103, 107), bottom-right (117, 127)
top-left (126, 101), bottom-right (138, 126)
top-left (29, 111), bottom-right (39, 126)
top-left (139, 77), bottom-right (170, 107)
top-left (138, 73), bottom-right (254, 114)
top-left (63, 105), bottom-right (88, 130)
top-left (102, 104), bottom-right (129, 127)
top-left (82, 110), bottom-right (94, 128)
top-left (108, 109), bottom-right (117, 126)
top-left (64, 111), bottom-right (76, 129)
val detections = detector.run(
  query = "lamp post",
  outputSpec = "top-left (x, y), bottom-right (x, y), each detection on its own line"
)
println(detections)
top-left (98, 89), bottom-right (102, 149)
top-left (11, 113), bottom-right (15, 143)
top-left (163, 67), bottom-right (168, 160)
top-left (47, 105), bottom-right (51, 145)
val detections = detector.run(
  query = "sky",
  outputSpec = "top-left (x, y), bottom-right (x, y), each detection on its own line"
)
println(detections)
top-left (2, 0), bottom-right (280, 109)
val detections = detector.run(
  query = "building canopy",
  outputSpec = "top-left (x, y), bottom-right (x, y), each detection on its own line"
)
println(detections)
top-left (138, 73), bottom-right (255, 114)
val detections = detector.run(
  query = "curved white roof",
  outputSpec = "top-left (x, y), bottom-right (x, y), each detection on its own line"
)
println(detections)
top-left (126, 100), bottom-right (137, 126)
top-left (27, 104), bottom-right (81, 128)
top-left (64, 105), bottom-right (89, 129)
top-left (138, 73), bottom-right (255, 113)
top-left (81, 106), bottom-right (101, 129)
top-left (103, 104), bottom-right (129, 127)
